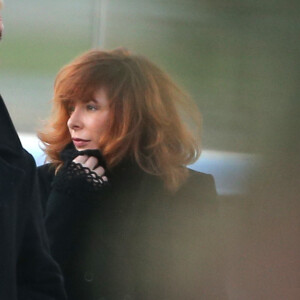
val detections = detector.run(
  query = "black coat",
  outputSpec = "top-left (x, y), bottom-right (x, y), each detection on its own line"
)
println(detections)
top-left (38, 155), bottom-right (227, 300)
top-left (0, 95), bottom-right (67, 300)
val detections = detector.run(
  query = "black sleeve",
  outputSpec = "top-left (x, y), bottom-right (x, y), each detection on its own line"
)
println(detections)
top-left (44, 186), bottom-right (98, 268)
top-left (17, 152), bottom-right (67, 300)
top-left (37, 161), bottom-right (109, 274)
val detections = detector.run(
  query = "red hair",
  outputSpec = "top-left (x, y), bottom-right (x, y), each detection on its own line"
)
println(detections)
top-left (39, 48), bottom-right (202, 192)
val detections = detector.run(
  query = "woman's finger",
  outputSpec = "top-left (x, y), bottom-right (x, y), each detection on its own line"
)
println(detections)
top-left (83, 156), bottom-right (99, 170)
top-left (72, 155), bottom-right (106, 178)
top-left (73, 155), bottom-right (88, 164)
top-left (93, 166), bottom-right (105, 177)
top-left (101, 176), bottom-right (108, 182)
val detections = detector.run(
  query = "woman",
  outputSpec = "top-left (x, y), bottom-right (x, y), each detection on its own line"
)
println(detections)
top-left (38, 48), bottom-right (226, 299)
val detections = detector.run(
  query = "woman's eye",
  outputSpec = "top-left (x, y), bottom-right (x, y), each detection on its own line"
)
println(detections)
top-left (87, 104), bottom-right (97, 111)
top-left (67, 106), bottom-right (75, 114)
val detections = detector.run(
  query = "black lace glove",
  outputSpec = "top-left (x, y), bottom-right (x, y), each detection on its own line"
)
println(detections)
top-left (52, 146), bottom-right (110, 197)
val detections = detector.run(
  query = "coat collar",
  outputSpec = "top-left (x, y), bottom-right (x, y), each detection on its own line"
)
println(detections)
top-left (0, 94), bottom-right (23, 158)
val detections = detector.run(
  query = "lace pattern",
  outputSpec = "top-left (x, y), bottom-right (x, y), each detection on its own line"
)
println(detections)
top-left (53, 161), bottom-right (109, 197)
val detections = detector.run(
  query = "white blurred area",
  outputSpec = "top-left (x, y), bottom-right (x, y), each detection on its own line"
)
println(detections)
top-left (19, 132), bottom-right (258, 196)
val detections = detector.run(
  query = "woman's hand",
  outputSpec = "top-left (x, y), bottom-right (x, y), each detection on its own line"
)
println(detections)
top-left (51, 148), bottom-right (110, 197)
top-left (73, 155), bottom-right (108, 182)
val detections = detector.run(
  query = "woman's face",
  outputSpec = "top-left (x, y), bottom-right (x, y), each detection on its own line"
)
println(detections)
top-left (67, 89), bottom-right (110, 151)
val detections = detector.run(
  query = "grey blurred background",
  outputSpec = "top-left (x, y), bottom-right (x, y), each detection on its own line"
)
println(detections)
top-left (1, 0), bottom-right (299, 299)
top-left (1, 0), bottom-right (298, 155)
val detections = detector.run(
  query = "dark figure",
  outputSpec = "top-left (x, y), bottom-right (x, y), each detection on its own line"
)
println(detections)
top-left (0, 4), bottom-right (66, 298)
top-left (38, 48), bottom-right (227, 299)
top-left (0, 96), bottom-right (67, 299)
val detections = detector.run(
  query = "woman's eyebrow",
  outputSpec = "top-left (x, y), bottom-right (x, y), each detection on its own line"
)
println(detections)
top-left (85, 98), bottom-right (98, 103)
top-left (62, 99), bottom-right (73, 105)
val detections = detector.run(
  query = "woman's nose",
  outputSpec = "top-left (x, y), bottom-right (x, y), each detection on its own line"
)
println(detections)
top-left (67, 108), bottom-right (83, 131)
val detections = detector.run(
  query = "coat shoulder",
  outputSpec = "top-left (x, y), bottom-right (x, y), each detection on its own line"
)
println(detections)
top-left (165, 168), bottom-right (218, 218)
top-left (179, 168), bottom-right (217, 200)
top-left (37, 163), bottom-right (56, 213)
top-left (37, 163), bottom-right (55, 178)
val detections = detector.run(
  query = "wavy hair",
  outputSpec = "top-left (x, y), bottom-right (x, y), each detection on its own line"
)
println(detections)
top-left (39, 48), bottom-right (202, 192)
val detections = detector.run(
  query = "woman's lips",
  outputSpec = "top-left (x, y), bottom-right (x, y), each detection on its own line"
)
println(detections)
top-left (72, 138), bottom-right (90, 148)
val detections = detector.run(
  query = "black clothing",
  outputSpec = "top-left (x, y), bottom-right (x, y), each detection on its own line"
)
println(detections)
top-left (0, 95), bottom-right (67, 299)
top-left (38, 146), bottom-right (227, 300)
top-left (53, 146), bottom-right (110, 197)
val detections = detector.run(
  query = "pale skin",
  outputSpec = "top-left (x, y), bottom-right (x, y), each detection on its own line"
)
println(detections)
top-left (67, 88), bottom-right (110, 181)
top-left (73, 155), bottom-right (108, 181)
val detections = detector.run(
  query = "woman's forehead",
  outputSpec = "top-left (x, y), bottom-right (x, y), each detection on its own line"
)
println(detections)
top-left (61, 89), bottom-right (107, 103)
